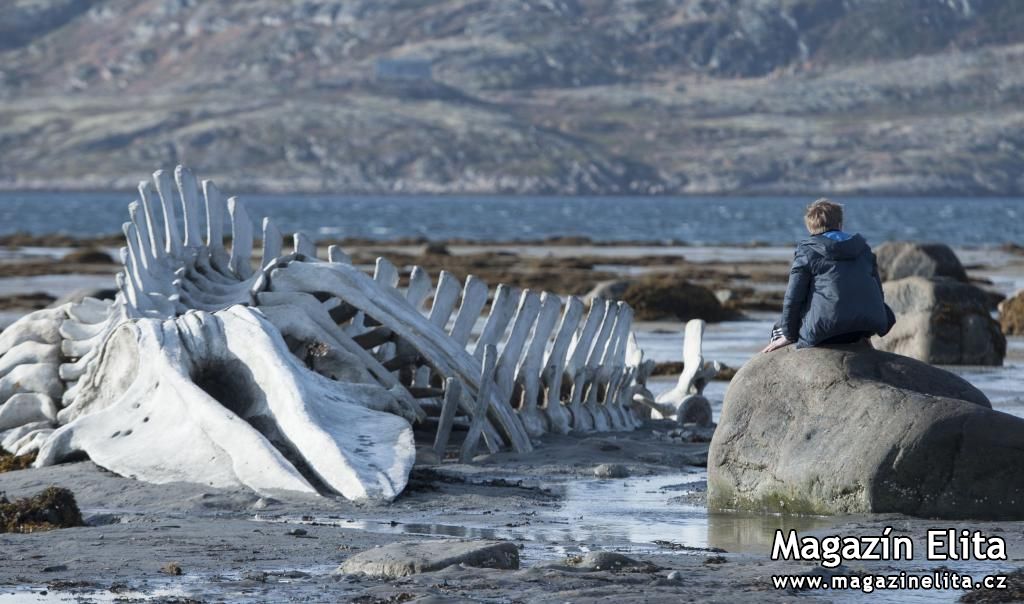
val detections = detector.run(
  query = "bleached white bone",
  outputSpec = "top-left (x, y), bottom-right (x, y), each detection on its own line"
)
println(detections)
top-left (515, 292), bottom-right (562, 437)
top-left (0, 341), bottom-right (60, 378)
top-left (37, 308), bottom-right (414, 501)
top-left (473, 284), bottom-right (518, 359)
top-left (540, 296), bottom-right (584, 434)
top-left (0, 393), bottom-right (57, 431)
top-left (655, 319), bottom-right (721, 410)
top-left (461, 345), bottom-right (497, 463)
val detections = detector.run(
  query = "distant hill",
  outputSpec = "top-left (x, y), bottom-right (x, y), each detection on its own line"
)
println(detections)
top-left (2, 0), bottom-right (1023, 195)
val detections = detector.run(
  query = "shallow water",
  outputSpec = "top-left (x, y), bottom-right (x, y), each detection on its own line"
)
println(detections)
top-left (255, 472), bottom-right (844, 560)
top-left (0, 587), bottom-right (191, 603)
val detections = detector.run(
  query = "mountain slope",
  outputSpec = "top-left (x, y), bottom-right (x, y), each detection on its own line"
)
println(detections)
top-left (1, 0), bottom-right (1023, 195)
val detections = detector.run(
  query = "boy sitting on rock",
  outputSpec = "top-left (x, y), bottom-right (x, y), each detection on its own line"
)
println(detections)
top-left (763, 198), bottom-right (895, 353)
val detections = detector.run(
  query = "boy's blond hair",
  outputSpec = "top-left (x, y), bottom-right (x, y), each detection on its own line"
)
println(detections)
top-left (804, 198), bottom-right (843, 235)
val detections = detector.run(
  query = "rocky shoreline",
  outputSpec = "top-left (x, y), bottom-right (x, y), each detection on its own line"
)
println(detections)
top-left (0, 238), bottom-right (1021, 602)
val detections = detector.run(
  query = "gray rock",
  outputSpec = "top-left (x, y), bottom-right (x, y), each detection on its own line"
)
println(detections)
top-left (874, 276), bottom-right (1005, 365)
top-left (575, 551), bottom-right (652, 571)
top-left (60, 248), bottom-right (115, 264)
top-left (679, 423), bottom-right (717, 443)
top-left (874, 241), bottom-right (968, 282)
top-left (337, 540), bottom-right (519, 578)
top-left (83, 513), bottom-right (121, 526)
top-left (676, 395), bottom-right (712, 427)
top-left (708, 343), bottom-right (1024, 519)
top-left (680, 450), bottom-right (708, 467)
top-left (592, 463), bottom-right (629, 479)
top-left (667, 570), bottom-right (683, 581)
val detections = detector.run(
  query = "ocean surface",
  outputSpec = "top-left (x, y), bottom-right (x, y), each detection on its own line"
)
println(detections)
top-left (0, 192), bottom-right (1021, 245)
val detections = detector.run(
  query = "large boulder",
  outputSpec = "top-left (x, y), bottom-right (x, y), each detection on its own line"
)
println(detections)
top-left (874, 241), bottom-right (968, 282)
top-left (1000, 291), bottom-right (1024, 336)
top-left (874, 277), bottom-right (1005, 365)
top-left (619, 275), bottom-right (735, 322)
top-left (708, 344), bottom-right (1024, 519)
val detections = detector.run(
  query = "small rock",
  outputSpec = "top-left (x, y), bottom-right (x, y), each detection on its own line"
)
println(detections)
top-left (415, 448), bottom-right (441, 465)
top-left (704, 555), bottom-right (727, 565)
top-left (275, 570), bottom-right (310, 578)
top-left (680, 451), bottom-right (708, 467)
top-left (160, 562), bottom-right (182, 576)
top-left (651, 361), bottom-right (685, 377)
top-left (286, 528), bottom-right (308, 536)
top-left (714, 365), bottom-right (737, 381)
top-left (422, 242), bottom-right (450, 256)
top-left (61, 248), bottom-right (115, 265)
top-left (676, 396), bottom-right (712, 427)
top-left (337, 540), bottom-right (519, 578)
top-left (679, 423), bottom-right (717, 443)
top-left (592, 463), bottom-right (629, 479)
top-left (574, 551), bottom-right (659, 572)
top-left (578, 551), bottom-right (637, 570)
top-left (667, 570), bottom-right (683, 581)
top-left (84, 513), bottom-right (121, 526)
top-left (41, 564), bottom-right (67, 573)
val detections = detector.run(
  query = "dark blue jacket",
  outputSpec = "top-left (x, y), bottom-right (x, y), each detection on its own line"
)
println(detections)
top-left (780, 231), bottom-right (896, 348)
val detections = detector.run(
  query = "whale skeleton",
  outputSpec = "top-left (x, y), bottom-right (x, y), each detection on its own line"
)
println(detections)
top-left (0, 166), bottom-right (714, 502)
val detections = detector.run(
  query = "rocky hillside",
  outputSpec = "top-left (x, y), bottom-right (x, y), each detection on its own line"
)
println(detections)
top-left (1, 0), bottom-right (1023, 195)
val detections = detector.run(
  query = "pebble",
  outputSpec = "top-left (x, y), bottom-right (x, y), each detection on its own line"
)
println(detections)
top-left (592, 463), bottom-right (629, 479)
top-left (667, 570), bottom-right (683, 581)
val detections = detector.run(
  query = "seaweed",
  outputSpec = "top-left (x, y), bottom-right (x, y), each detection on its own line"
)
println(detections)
top-left (0, 451), bottom-right (36, 473)
top-left (0, 486), bottom-right (84, 533)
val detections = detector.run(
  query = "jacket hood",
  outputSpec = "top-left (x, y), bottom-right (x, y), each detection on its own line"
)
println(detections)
top-left (801, 231), bottom-right (869, 260)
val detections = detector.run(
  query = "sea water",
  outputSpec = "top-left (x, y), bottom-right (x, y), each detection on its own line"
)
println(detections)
top-left (0, 192), bottom-right (1020, 246)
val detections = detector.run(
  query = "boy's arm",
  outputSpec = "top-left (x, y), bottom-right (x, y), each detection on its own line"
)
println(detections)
top-left (780, 249), bottom-right (812, 343)
top-left (870, 252), bottom-right (885, 296)
top-left (870, 251), bottom-right (898, 333)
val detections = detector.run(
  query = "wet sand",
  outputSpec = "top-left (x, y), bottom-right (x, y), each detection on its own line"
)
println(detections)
top-left (3, 428), bottom-right (1024, 603)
